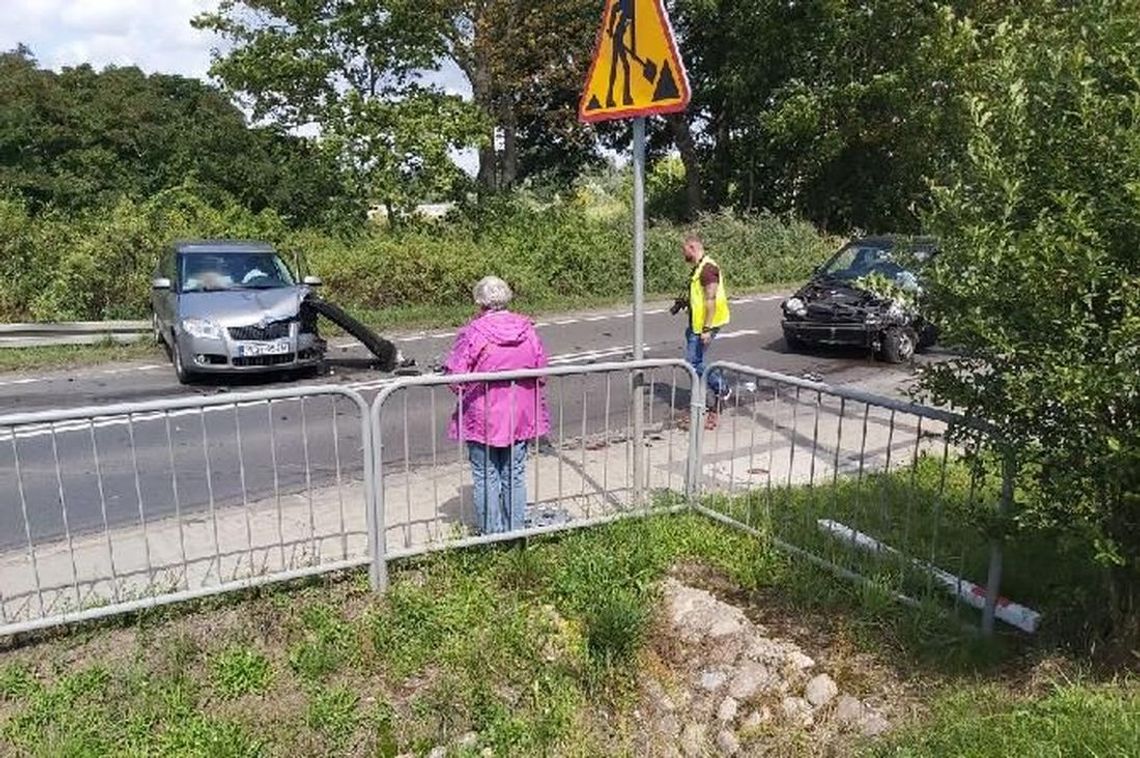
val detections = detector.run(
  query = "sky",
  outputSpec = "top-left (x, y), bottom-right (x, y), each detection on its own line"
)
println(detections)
top-left (1, 0), bottom-right (479, 171)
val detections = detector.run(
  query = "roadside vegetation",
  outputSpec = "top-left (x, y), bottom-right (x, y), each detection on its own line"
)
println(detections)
top-left (1, 506), bottom-right (1135, 757)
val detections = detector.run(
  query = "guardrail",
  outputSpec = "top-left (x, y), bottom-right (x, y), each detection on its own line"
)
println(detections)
top-left (0, 321), bottom-right (151, 348)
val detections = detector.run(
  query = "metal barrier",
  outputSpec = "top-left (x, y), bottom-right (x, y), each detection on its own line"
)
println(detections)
top-left (693, 361), bottom-right (1023, 634)
top-left (368, 359), bottom-right (701, 588)
top-left (0, 386), bottom-right (373, 636)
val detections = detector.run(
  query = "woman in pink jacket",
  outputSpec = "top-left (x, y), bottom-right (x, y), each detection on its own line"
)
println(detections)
top-left (443, 276), bottom-right (550, 534)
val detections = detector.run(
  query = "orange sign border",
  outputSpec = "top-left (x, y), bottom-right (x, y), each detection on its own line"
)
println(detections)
top-left (578, 0), bottom-right (692, 124)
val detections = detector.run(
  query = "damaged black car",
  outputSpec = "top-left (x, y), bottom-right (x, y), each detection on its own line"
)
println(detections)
top-left (781, 236), bottom-right (938, 363)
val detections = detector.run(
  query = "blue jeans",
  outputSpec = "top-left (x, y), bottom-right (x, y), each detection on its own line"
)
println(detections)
top-left (685, 326), bottom-right (727, 406)
top-left (467, 442), bottom-right (528, 534)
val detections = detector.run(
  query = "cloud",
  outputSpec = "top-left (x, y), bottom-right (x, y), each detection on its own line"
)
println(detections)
top-left (1, 0), bottom-right (222, 80)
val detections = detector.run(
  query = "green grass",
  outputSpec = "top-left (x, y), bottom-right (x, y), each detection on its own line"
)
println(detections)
top-left (871, 680), bottom-right (1140, 757)
top-left (0, 339), bottom-right (163, 374)
top-left (0, 509), bottom-right (1132, 756)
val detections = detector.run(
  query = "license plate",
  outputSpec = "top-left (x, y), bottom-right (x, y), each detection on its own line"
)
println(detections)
top-left (236, 340), bottom-right (290, 357)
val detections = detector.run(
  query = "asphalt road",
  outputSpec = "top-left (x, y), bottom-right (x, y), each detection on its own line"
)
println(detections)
top-left (0, 295), bottom-right (933, 549)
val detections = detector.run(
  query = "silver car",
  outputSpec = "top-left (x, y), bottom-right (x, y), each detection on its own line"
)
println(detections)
top-left (151, 240), bottom-right (325, 383)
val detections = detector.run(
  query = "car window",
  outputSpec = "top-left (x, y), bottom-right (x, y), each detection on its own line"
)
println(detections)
top-left (821, 244), bottom-right (908, 281)
top-left (179, 252), bottom-right (296, 292)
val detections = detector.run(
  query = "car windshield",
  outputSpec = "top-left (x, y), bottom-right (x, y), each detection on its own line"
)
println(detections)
top-left (819, 243), bottom-right (911, 282)
top-left (179, 252), bottom-right (296, 293)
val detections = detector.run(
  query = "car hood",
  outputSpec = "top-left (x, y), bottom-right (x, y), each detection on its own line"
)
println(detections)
top-left (177, 286), bottom-right (311, 327)
top-left (788, 278), bottom-right (883, 323)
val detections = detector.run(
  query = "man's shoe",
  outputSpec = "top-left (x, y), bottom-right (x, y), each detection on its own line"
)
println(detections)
top-left (704, 411), bottom-right (719, 430)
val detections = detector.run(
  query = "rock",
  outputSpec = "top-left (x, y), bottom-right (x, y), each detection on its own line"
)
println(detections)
top-left (804, 674), bottom-right (839, 708)
top-left (834, 695), bottom-right (865, 726)
top-left (717, 696), bottom-right (739, 722)
top-left (428, 748), bottom-right (447, 758)
top-left (680, 722), bottom-right (707, 757)
top-left (659, 713), bottom-right (681, 737)
top-left (699, 669), bottom-right (729, 692)
top-left (781, 696), bottom-right (814, 727)
top-left (728, 661), bottom-right (774, 700)
top-left (741, 708), bottom-right (772, 731)
top-left (785, 651), bottom-right (816, 671)
top-left (859, 711), bottom-right (892, 737)
top-left (716, 729), bottom-right (741, 755)
top-left (708, 613), bottom-right (747, 639)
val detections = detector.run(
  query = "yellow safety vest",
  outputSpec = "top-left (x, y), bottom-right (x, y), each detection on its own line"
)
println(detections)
top-left (690, 256), bottom-right (731, 333)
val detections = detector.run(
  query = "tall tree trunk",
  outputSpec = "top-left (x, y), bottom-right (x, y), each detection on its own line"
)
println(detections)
top-left (668, 113), bottom-right (703, 219)
top-left (500, 103), bottom-right (518, 189)
top-left (471, 61), bottom-right (498, 193)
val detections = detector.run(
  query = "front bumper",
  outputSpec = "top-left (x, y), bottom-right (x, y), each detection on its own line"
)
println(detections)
top-left (175, 329), bottom-right (325, 373)
top-left (782, 319), bottom-right (875, 348)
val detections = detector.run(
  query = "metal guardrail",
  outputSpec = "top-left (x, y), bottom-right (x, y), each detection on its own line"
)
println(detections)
top-left (0, 321), bottom-right (151, 348)
top-left (0, 356), bottom-right (1021, 639)
top-left (0, 385), bottom-right (373, 636)
top-left (694, 360), bottom-right (1024, 635)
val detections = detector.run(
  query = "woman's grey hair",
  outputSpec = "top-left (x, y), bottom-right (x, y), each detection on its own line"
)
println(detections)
top-left (473, 276), bottom-right (513, 310)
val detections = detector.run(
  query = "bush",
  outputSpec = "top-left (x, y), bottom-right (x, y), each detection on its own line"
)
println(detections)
top-left (0, 189), bottom-right (835, 322)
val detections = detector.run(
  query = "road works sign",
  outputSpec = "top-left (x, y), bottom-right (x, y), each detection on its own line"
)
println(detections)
top-left (579, 0), bottom-right (691, 123)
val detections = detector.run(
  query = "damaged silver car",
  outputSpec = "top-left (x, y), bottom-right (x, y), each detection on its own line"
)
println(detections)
top-left (151, 240), bottom-right (326, 383)
top-left (781, 236), bottom-right (938, 363)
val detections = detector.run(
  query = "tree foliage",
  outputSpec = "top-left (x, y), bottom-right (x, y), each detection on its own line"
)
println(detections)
top-left (0, 46), bottom-right (360, 228)
top-left (920, 0), bottom-right (1140, 644)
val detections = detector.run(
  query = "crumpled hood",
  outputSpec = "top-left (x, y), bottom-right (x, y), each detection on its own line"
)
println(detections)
top-left (177, 286), bottom-right (311, 327)
top-left (469, 310), bottom-right (533, 346)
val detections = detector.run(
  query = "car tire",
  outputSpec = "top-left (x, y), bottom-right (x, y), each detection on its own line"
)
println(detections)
top-left (172, 339), bottom-right (196, 385)
top-left (881, 327), bottom-right (917, 364)
top-left (783, 330), bottom-right (804, 353)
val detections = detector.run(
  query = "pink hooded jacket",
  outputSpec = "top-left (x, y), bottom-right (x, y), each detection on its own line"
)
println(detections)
top-left (444, 309), bottom-right (551, 447)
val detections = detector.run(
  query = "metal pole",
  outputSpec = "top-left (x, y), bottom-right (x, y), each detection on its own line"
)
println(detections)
top-left (632, 117), bottom-right (646, 506)
top-left (981, 449), bottom-right (1015, 635)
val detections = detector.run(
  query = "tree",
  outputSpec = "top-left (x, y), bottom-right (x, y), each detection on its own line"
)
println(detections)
top-left (194, 0), bottom-right (486, 216)
top-left (195, 0), bottom-right (600, 200)
top-left (0, 46), bottom-right (361, 227)
top-left (670, 0), bottom-right (1003, 229)
top-left (920, 0), bottom-right (1140, 647)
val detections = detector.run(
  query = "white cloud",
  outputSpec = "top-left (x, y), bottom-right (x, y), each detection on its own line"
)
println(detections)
top-left (1, 0), bottom-right (222, 80)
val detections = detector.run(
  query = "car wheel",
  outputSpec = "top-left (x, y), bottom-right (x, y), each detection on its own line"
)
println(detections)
top-left (783, 330), bottom-right (804, 353)
top-left (172, 339), bottom-right (196, 385)
top-left (881, 327), bottom-right (916, 364)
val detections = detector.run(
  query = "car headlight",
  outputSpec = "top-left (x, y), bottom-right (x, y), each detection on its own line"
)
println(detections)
top-left (181, 318), bottom-right (223, 340)
top-left (783, 297), bottom-right (807, 317)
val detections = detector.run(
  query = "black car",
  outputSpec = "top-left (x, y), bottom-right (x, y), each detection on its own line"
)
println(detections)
top-left (780, 236), bottom-right (939, 363)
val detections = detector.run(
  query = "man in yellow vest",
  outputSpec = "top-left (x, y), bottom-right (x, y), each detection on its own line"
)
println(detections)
top-left (680, 234), bottom-right (731, 429)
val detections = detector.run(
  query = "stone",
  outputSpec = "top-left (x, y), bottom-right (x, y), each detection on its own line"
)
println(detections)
top-left (680, 723), bottom-right (707, 757)
top-left (428, 748), bottom-right (447, 758)
top-left (716, 729), bottom-right (741, 755)
top-left (728, 661), bottom-right (774, 700)
top-left (859, 711), bottom-right (892, 737)
top-left (834, 695), bottom-right (865, 726)
top-left (659, 714), bottom-right (681, 737)
top-left (708, 611), bottom-right (748, 639)
top-left (804, 674), bottom-right (839, 708)
top-left (741, 708), bottom-right (772, 731)
top-left (717, 696), bottom-right (739, 722)
top-left (781, 696), bottom-right (814, 727)
top-left (699, 669), bottom-right (729, 692)
top-left (786, 651), bottom-right (816, 671)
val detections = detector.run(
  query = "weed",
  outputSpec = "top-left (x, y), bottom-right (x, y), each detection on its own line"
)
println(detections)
top-left (287, 603), bottom-right (357, 684)
top-left (209, 646), bottom-right (273, 700)
top-left (583, 590), bottom-right (650, 667)
top-left (157, 714), bottom-right (266, 758)
top-left (307, 685), bottom-right (361, 747)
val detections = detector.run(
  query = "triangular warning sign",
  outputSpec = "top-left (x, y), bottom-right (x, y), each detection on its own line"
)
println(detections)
top-left (578, 0), bottom-right (691, 124)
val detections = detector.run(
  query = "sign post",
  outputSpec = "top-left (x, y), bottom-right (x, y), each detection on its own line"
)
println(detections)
top-left (579, 0), bottom-right (690, 506)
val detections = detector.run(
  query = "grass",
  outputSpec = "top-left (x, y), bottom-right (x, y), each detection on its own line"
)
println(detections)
top-left (0, 339), bottom-right (163, 374)
top-left (0, 504), bottom-right (1133, 756)
top-left (0, 283), bottom-right (794, 375)
top-left (873, 680), bottom-right (1140, 757)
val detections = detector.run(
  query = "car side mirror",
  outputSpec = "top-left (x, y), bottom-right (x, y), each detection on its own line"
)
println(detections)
top-left (152, 277), bottom-right (172, 290)
top-left (302, 275), bottom-right (323, 286)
